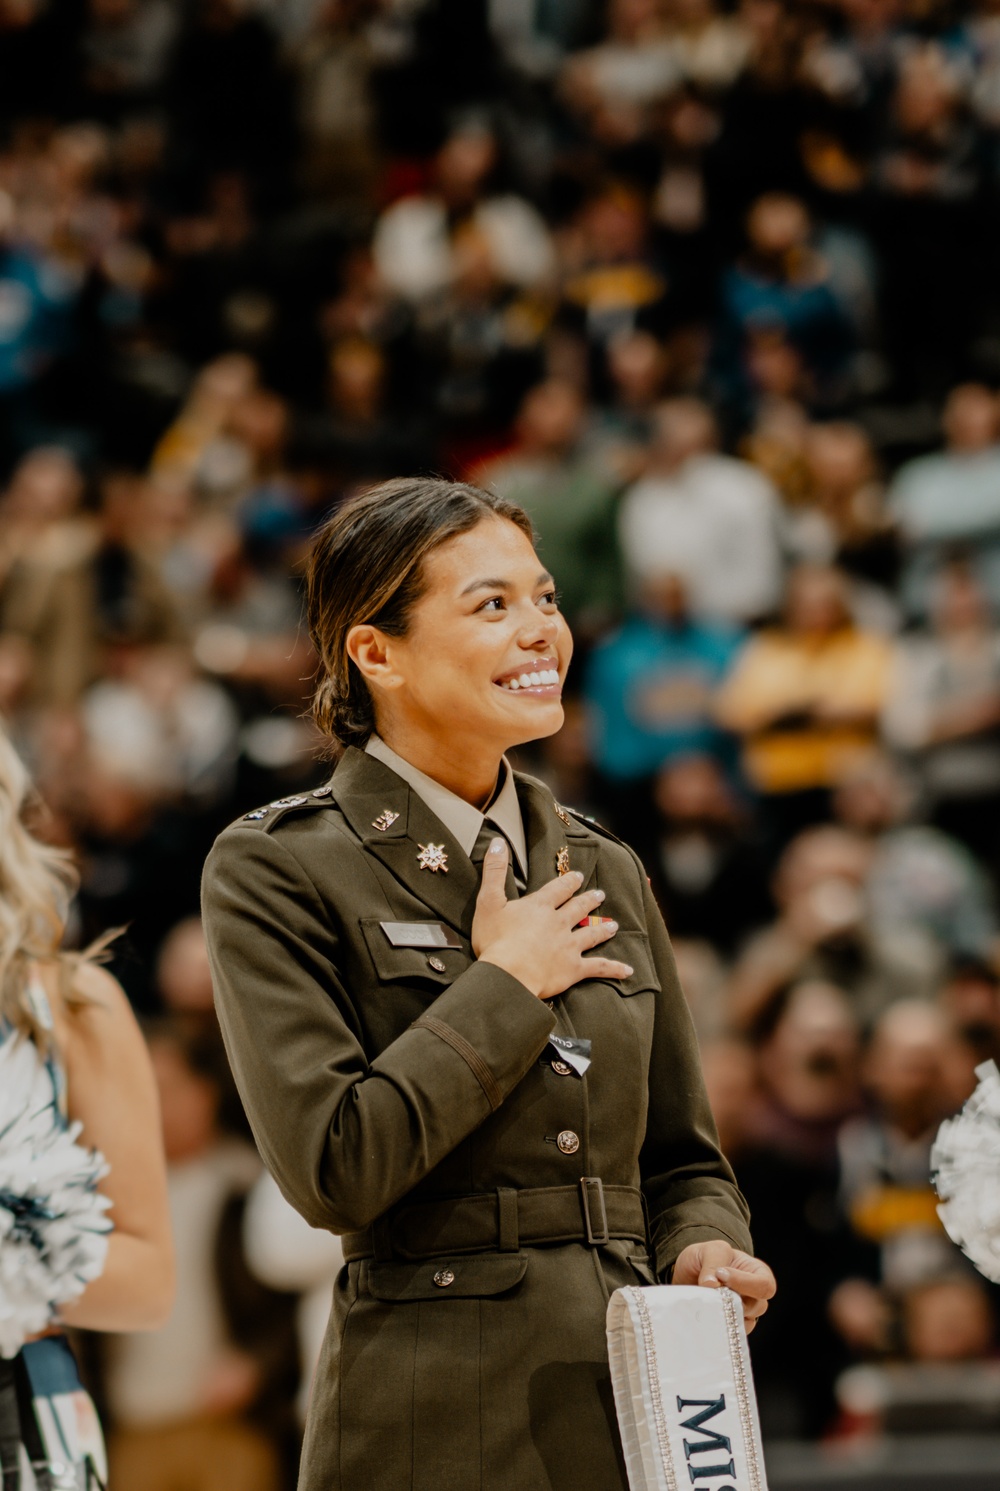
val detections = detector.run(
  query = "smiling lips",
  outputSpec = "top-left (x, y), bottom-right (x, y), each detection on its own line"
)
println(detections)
top-left (494, 659), bottom-right (561, 693)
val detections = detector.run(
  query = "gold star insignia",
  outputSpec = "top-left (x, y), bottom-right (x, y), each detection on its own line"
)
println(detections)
top-left (372, 809), bottom-right (400, 832)
top-left (417, 843), bottom-right (449, 873)
top-left (556, 846), bottom-right (571, 876)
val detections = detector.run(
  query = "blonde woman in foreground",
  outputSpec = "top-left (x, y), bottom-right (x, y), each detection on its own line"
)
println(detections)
top-left (0, 724), bottom-right (173, 1490)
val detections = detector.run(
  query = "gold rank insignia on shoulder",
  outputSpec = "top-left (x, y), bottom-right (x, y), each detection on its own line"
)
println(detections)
top-left (417, 843), bottom-right (449, 873)
top-left (556, 846), bottom-right (571, 875)
top-left (554, 803), bottom-right (572, 827)
top-left (372, 809), bottom-right (400, 832)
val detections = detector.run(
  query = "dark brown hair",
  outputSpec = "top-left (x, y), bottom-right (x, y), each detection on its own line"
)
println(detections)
top-left (306, 477), bottom-right (534, 749)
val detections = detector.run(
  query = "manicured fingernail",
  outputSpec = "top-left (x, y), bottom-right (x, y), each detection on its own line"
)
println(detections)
top-left (607, 920), bottom-right (618, 931)
top-left (717, 1268), bottom-right (730, 1282)
top-left (595, 889), bottom-right (606, 902)
top-left (489, 837), bottom-right (505, 854)
top-left (622, 963), bottom-right (633, 974)
top-left (703, 1273), bottom-right (718, 1285)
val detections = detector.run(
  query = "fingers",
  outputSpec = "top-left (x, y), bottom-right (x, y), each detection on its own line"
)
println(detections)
top-left (532, 876), bottom-right (614, 926)
top-left (671, 1244), bottom-right (775, 1336)
top-left (559, 888), bottom-right (609, 925)
top-left (741, 1296), bottom-right (770, 1335)
top-left (475, 836), bottom-right (509, 914)
top-left (674, 1242), bottom-right (775, 1291)
top-left (674, 1240), bottom-right (733, 1288)
top-left (718, 1259), bottom-right (775, 1331)
top-left (574, 917), bottom-right (619, 951)
top-left (577, 956), bottom-right (634, 981)
top-left (536, 869), bottom-right (587, 908)
top-left (716, 1263), bottom-right (776, 1301)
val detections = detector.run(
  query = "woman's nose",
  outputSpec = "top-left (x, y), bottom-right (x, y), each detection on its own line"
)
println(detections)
top-left (521, 611), bottom-right (560, 645)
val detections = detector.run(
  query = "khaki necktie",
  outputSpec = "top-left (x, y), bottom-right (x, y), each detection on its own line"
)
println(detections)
top-left (470, 820), bottom-right (523, 901)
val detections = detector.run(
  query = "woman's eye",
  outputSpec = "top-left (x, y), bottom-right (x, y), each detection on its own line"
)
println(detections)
top-left (478, 596), bottom-right (506, 613)
top-left (539, 590), bottom-right (559, 608)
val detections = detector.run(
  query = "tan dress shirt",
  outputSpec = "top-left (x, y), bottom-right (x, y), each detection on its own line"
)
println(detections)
top-left (364, 734), bottom-right (528, 881)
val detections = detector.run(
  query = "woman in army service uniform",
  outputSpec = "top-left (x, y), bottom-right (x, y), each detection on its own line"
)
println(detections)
top-left (201, 477), bottom-right (775, 1491)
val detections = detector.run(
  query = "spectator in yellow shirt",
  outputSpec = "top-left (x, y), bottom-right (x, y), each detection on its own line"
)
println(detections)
top-left (716, 564), bottom-right (892, 844)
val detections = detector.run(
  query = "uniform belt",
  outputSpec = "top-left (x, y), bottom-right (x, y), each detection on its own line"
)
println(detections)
top-left (341, 1179), bottom-right (646, 1263)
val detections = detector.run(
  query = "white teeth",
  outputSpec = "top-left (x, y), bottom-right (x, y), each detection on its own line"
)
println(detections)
top-left (498, 667), bottom-right (559, 690)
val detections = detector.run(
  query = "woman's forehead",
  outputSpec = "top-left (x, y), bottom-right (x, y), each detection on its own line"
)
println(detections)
top-left (424, 517), bottom-right (539, 585)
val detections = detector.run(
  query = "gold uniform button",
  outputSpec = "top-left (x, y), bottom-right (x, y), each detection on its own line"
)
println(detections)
top-left (433, 1268), bottom-right (456, 1288)
top-left (551, 1060), bottom-right (573, 1077)
top-left (557, 1129), bottom-right (580, 1155)
top-left (427, 956), bottom-right (447, 973)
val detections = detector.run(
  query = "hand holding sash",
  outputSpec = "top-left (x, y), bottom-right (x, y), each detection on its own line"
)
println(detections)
top-left (672, 1242), bottom-right (776, 1334)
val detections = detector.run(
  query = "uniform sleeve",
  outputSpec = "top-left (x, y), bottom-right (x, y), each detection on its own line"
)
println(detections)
top-left (633, 853), bottom-right (753, 1277)
top-left (202, 826), bottom-right (555, 1234)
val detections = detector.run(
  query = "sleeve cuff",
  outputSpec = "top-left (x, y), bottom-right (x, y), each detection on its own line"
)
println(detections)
top-left (410, 959), bottom-right (556, 1110)
top-left (651, 1216), bottom-right (755, 1280)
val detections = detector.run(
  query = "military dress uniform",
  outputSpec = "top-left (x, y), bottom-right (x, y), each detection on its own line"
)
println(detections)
top-left (201, 742), bottom-right (752, 1491)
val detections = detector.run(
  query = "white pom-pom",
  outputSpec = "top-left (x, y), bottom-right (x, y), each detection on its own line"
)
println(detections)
top-left (932, 1060), bottom-right (1000, 1284)
top-left (0, 1034), bottom-right (112, 1358)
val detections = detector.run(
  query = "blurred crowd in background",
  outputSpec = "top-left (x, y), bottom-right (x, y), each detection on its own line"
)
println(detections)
top-left (4, 0), bottom-right (1000, 1480)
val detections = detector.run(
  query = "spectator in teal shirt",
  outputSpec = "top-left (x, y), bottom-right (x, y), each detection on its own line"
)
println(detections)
top-left (584, 572), bottom-right (742, 784)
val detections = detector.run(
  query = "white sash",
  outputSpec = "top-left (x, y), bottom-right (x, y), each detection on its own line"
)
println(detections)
top-left (606, 1285), bottom-right (769, 1491)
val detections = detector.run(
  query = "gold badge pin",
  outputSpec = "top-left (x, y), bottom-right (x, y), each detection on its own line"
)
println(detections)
top-left (417, 843), bottom-right (449, 873)
top-left (556, 846), bottom-right (571, 876)
top-left (372, 809), bottom-right (400, 832)
top-left (554, 803), bottom-right (572, 827)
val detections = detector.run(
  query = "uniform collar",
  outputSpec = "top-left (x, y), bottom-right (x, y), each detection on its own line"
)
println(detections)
top-left (330, 747), bottom-right (601, 939)
top-left (364, 734), bottom-right (528, 880)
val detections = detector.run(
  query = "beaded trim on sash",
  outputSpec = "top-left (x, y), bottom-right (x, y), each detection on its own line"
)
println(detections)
top-left (606, 1285), bottom-right (770, 1491)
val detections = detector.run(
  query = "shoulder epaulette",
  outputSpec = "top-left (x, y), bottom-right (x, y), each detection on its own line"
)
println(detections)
top-left (238, 783), bottom-right (337, 828)
top-left (560, 804), bottom-right (633, 851)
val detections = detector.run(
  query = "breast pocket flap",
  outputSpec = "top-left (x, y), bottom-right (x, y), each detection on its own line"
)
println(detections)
top-left (590, 928), bottom-right (659, 997)
top-left (368, 1254), bottom-right (527, 1302)
top-left (360, 918), bottom-right (472, 986)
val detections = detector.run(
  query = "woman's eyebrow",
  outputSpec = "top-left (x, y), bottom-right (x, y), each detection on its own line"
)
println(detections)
top-left (460, 571), bottom-right (553, 597)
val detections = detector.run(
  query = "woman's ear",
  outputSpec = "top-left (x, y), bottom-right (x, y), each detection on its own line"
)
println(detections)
top-left (346, 624), bottom-right (403, 693)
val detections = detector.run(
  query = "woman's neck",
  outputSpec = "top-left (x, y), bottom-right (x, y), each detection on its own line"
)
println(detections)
top-left (376, 723), bottom-right (503, 808)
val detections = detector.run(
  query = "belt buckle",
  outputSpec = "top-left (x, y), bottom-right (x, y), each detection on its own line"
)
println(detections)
top-left (580, 1176), bottom-right (609, 1246)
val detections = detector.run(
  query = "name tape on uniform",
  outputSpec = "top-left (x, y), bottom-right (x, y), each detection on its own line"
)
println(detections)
top-left (380, 921), bottom-right (464, 950)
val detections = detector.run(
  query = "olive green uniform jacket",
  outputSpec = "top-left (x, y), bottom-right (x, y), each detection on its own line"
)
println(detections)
top-left (201, 746), bottom-right (752, 1491)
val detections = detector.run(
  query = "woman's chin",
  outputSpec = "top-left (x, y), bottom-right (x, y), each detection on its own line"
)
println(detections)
top-left (499, 697), bottom-right (565, 745)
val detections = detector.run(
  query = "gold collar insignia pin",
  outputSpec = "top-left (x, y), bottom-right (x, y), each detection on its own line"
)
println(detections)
top-left (554, 803), bottom-right (572, 827)
top-left (417, 843), bottom-right (449, 873)
top-left (372, 809), bottom-right (400, 832)
top-left (556, 846), bottom-right (571, 876)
